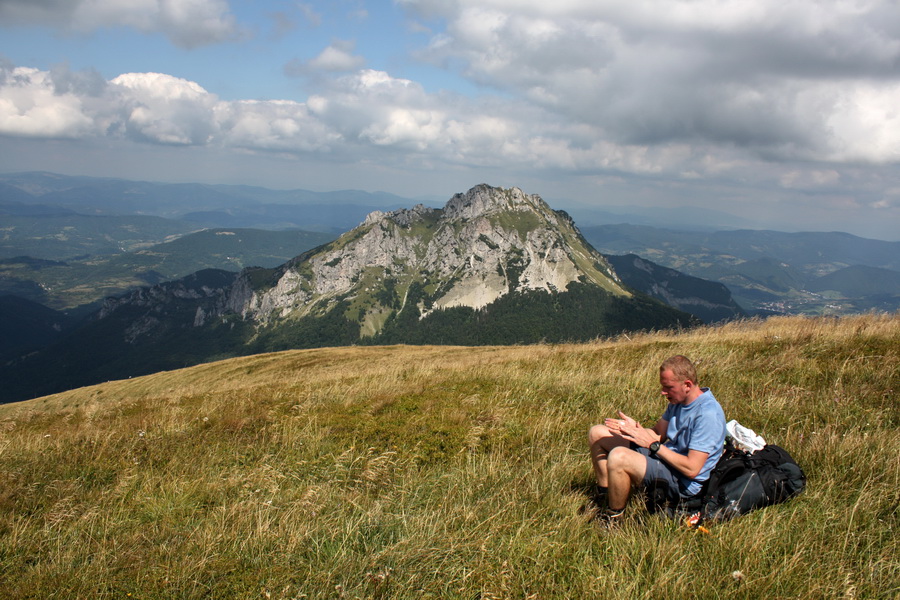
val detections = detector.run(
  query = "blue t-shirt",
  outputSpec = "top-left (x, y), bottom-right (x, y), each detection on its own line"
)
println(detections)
top-left (660, 388), bottom-right (726, 496)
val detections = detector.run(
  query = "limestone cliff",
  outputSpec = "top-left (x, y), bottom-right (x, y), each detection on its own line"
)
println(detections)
top-left (220, 184), bottom-right (628, 335)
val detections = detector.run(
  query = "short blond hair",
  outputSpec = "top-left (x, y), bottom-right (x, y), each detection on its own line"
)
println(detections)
top-left (660, 355), bottom-right (698, 384)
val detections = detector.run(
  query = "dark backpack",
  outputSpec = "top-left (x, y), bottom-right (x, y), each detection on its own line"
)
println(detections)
top-left (699, 441), bottom-right (806, 522)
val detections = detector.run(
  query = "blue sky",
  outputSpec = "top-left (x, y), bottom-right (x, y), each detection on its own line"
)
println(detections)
top-left (2, 0), bottom-right (900, 240)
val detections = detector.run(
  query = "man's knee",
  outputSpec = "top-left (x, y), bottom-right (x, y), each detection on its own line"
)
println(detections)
top-left (607, 445), bottom-right (631, 465)
top-left (608, 446), bottom-right (647, 481)
top-left (588, 424), bottom-right (609, 446)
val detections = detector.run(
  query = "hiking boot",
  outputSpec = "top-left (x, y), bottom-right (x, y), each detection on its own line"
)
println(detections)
top-left (594, 507), bottom-right (626, 528)
top-left (580, 504), bottom-right (625, 527)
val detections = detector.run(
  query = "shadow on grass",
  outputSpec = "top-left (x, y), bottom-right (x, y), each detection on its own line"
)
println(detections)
top-left (568, 478), bottom-right (605, 518)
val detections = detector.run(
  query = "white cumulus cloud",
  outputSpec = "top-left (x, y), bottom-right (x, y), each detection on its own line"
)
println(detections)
top-left (0, 65), bottom-right (98, 138)
top-left (111, 72), bottom-right (220, 145)
top-left (216, 99), bottom-right (342, 152)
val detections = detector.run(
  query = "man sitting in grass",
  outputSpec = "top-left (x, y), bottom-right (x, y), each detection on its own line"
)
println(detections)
top-left (587, 355), bottom-right (726, 524)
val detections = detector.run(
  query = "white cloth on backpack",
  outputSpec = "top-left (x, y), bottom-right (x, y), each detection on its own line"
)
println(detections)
top-left (726, 419), bottom-right (766, 453)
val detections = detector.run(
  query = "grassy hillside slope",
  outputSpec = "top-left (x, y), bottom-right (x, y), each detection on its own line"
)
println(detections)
top-left (0, 315), bottom-right (897, 599)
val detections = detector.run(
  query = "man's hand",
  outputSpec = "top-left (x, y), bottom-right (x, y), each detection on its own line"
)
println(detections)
top-left (605, 411), bottom-right (660, 448)
top-left (603, 411), bottom-right (631, 434)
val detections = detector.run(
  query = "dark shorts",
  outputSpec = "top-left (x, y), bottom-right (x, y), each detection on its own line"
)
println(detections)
top-left (632, 446), bottom-right (692, 501)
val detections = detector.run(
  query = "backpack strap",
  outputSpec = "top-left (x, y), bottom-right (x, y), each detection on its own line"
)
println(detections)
top-left (749, 445), bottom-right (798, 467)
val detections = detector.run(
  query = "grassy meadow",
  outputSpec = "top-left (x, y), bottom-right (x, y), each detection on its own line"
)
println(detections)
top-left (0, 314), bottom-right (897, 599)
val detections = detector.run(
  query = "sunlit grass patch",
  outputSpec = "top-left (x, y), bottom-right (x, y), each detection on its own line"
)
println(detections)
top-left (0, 314), bottom-right (897, 598)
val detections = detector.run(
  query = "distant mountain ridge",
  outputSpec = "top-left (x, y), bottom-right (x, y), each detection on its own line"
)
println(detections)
top-left (0, 171), bottom-right (418, 232)
top-left (807, 265), bottom-right (900, 296)
top-left (582, 224), bottom-right (900, 272)
top-left (582, 224), bottom-right (900, 315)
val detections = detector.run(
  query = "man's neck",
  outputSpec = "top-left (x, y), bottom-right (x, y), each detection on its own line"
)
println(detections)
top-left (683, 388), bottom-right (704, 405)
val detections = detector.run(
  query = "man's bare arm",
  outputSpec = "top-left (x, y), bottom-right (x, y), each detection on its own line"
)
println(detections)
top-left (653, 448), bottom-right (709, 479)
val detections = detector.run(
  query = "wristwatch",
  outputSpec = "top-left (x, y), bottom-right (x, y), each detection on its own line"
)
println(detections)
top-left (649, 441), bottom-right (660, 455)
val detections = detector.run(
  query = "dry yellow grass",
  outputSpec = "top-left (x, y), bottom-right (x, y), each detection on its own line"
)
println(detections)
top-left (0, 313), bottom-right (897, 599)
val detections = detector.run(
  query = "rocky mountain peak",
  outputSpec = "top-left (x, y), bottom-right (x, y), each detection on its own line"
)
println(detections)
top-left (220, 184), bottom-right (628, 329)
top-left (362, 185), bottom-right (544, 230)
top-left (443, 184), bottom-right (539, 221)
